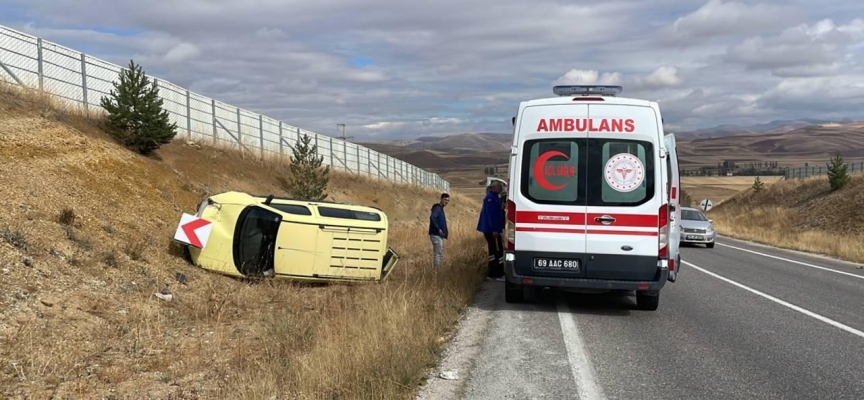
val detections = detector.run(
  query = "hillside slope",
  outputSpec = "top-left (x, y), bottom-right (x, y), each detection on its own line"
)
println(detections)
top-left (709, 174), bottom-right (864, 263)
top-left (0, 84), bottom-right (487, 399)
top-left (677, 123), bottom-right (864, 167)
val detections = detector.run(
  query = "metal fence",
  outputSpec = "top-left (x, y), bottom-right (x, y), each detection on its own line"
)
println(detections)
top-left (0, 24), bottom-right (449, 192)
top-left (784, 161), bottom-right (864, 180)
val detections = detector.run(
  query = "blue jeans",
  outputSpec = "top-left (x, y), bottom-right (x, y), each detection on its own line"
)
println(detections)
top-left (430, 235), bottom-right (444, 268)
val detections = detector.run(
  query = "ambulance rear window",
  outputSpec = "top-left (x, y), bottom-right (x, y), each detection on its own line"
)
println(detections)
top-left (588, 139), bottom-right (654, 206)
top-left (521, 139), bottom-right (584, 205)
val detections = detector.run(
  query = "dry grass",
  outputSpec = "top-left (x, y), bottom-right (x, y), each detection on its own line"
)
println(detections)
top-left (681, 176), bottom-right (785, 206)
top-left (708, 174), bottom-right (864, 263)
top-left (0, 82), bottom-right (488, 399)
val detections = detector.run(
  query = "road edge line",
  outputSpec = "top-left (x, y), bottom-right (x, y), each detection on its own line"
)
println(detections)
top-left (557, 297), bottom-right (606, 400)
top-left (716, 242), bottom-right (864, 281)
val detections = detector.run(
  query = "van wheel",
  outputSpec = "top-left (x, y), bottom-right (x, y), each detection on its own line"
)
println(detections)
top-left (505, 280), bottom-right (524, 303)
top-left (636, 291), bottom-right (659, 311)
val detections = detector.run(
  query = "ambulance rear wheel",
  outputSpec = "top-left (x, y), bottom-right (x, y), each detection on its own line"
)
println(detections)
top-left (636, 291), bottom-right (659, 311)
top-left (505, 280), bottom-right (524, 303)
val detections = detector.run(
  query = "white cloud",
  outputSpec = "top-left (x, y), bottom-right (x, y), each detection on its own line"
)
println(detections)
top-left (553, 67), bottom-right (682, 91)
top-left (663, 0), bottom-right (806, 43)
top-left (3, 0), bottom-right (864, 138)
top-left (723, 18), bottom-right (864, 76)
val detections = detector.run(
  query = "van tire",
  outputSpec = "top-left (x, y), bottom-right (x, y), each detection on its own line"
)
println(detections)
top-left (636, 291), bottom-right (659, 311)
top-left (706, 243), bottom-right (715, 249)
top-left (505, 280), bottom-right (524, 303)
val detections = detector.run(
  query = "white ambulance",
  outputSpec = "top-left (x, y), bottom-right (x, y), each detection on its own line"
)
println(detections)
top-left (503, 85), bottom-right (681, 311)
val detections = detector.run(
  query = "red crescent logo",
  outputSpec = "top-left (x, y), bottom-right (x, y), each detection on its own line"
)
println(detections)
top-left (534, 150), bottom-right (569, 191)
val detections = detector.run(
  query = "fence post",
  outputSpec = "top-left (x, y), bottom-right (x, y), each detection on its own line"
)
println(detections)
top-left (278, 122), bottom-right (284, 157)
top-left (37, 38), bottom-right (43, 92)
top-left (378, 152), bottom-right (382, 178)
top-left (80, 53), bottom-right (88, 110)
top-left (259, 114), bottom-right (264, 159)
top-left (211, 99), bottom-right (217, 142)
top-left (236, 107), bottom-right (242, 149)
top-left (329, 136), bottom-right (334, 168)
top-left (356, 145), bottom-right (361, 174)
top-left (185, 90), bottom-right (191, 139)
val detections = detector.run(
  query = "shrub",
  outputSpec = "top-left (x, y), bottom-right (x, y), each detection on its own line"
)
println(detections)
top-left (752, 176), bottom-right (764, 192)
top-left (679, 188), bottom-right (693, 207)
top-left (100, 60), bottom-right (177, 155)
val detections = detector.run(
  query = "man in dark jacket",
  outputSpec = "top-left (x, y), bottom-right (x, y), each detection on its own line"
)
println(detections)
top-left (429, 193), bottom-right (450, 269)
top-left (477, 181), bottom-right (505, 280)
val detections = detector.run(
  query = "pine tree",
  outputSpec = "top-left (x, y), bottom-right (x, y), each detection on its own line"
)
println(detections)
top-left (288, 133), bottom-right (330, 200)
top-left (100, 60), bottom-right (177, 155)
top-left (752, 176), bottom-right (764, 192)
top-left (827, 151), bottom-right (850, 191)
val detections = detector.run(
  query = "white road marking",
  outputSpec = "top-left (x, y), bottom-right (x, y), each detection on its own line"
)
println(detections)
top-left (557, 299), bottom-right (606, 400)
top-left (683, 260), bottom-right (864, 339)
top-left (717, 242), bottom-right (864, 281)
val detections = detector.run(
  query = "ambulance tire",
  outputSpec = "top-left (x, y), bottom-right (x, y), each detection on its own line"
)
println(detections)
top-left (636, 291), bottom-right (659, 311)
top-left (505, 280), bottom-right (524, 303)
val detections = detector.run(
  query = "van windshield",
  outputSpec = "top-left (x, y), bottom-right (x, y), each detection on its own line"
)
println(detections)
top-left (233, 206), bottom-right (282, 275)
top-left (521, 138), bottom-right (654, 206)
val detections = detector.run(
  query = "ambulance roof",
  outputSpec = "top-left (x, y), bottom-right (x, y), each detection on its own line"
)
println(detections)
top-left (521, 85), bottom-right (656, 108)
top-left (522, 95), bottom-right (655, 108)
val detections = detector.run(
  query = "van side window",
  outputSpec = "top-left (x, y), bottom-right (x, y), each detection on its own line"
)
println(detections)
top-left (318, 206), bottom-right (382, 221)
top-left (269, 203), bottom-right (312, 216)
top-left (521, 139), bottom-right (584, 205)
top-left (588, 139), bottom-right (654, 206)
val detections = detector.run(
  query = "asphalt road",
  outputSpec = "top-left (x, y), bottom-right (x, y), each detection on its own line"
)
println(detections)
top-left (416, 236), bottom-right (864, 400)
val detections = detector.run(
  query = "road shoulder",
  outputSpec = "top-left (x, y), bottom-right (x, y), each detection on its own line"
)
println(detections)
top-left (415, 280), bottom-right (501, 400)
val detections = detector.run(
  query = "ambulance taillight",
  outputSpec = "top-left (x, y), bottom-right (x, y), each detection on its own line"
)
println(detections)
top-left (506, 199), bottom-right (516, 251)
top-left (658, 203), bottom-right (669, 259)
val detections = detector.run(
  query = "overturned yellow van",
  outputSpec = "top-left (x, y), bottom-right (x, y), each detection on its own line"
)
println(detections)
top-left (174, 191), bottom-right (400, 283)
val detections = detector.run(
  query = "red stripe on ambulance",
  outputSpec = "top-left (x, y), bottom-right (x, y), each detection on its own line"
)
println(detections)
top-left (586, 213), bottom-right (656, 228)
top-left (536, 118), bottom-right (635, 133)
top-left (515, 211), bottom-right (656, 228)
top-left (515, 227), bottom-right (658, 236)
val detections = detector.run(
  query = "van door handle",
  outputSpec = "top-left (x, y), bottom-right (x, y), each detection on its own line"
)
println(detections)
top-left (594, 215), bottom-right (616, 225)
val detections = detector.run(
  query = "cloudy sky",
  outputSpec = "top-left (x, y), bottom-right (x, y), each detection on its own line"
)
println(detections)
top-left (2, 0), bottom-right (864, 140)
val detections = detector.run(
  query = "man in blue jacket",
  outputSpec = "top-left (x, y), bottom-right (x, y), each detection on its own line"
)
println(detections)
top-left (477, 181), bottom-right (505, 280)
top-left (429, 193), bottom-right (450, 269)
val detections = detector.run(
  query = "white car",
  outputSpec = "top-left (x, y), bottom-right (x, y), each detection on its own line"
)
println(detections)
top-left (679, 207), bottom-right (716, 248)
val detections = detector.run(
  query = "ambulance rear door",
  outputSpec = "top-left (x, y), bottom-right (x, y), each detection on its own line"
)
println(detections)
top-left (583, 103), bottom-right (663, 282)
top-left (510, 103), bottom-right (589, 279)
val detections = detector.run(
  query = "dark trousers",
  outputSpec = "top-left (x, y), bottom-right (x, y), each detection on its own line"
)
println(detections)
top-left (484, 232), bottom-right (504, 278)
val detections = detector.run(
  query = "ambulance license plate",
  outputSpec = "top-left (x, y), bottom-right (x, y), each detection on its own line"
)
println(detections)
top-left (533, 257), bottom-right (580, 271)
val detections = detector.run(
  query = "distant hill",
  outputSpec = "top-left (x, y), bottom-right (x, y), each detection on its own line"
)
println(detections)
top-left (361, 132), bottom-right (512, 153)
top-left (677, 121), bottom-right (864, 166)
top-left (674, 119), bottom-right (843, 139)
